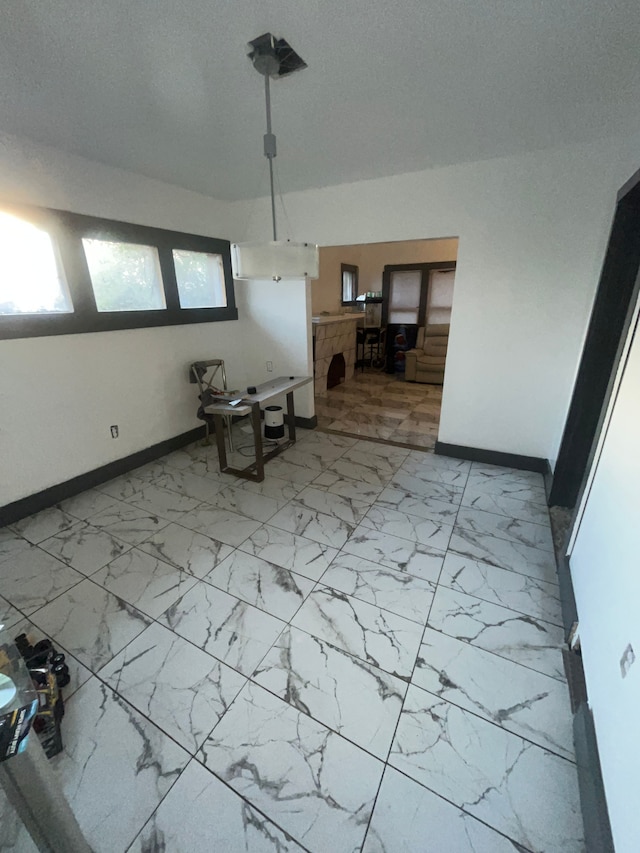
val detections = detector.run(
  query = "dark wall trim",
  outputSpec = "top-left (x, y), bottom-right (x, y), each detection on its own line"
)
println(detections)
top-left (340, 263), bottom-right (359, 305)
top-left (0, 306), bottom-right (240, 340)
top-left (549, 170), bottom-right (640, 507)
top-left (382, 261), bottom-right (457, 272)
top-left (0, 426), bottom-right (205, 527)
top-left (543, 459), bottom-right (554, 501)
top-left (435, 441), bottom-right (547, 474)
top-left (1, 416), bottom-right (318, 527)
top-left (573, 703), bottom-right (615, 853)
top-left (562, 648), bottom-right (587, 715)
top-left (290, 414), bottom-right (318, 430)
top-left (0, 201), bottom-right (238, 340)
top-left (557, 555), bottom-right (579, 641)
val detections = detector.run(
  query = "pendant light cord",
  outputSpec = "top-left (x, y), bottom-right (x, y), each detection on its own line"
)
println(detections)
top-left (264, 73), bottom-right (278, 241)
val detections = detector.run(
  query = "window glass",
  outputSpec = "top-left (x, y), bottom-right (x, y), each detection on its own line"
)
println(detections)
top-left (0, 212), bottom-right (72, 315)
top-left (389, 270), bottom-right (420, 324)
top-left (173, 249), bottom-right (227, 309)
top-left (427, 269), bottom-right (455, 324)
top-left (82, 238), bottom-right (166, 312)
top-left (342, 265), bottom-right (358, 303)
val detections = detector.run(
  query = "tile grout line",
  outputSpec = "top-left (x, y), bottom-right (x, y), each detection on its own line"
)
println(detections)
top-left (6, 419), bottom-right (573, 852)
top-left (405, 677), bottom-right (577, 764)
top-left (432, 577), bottom-right (564, 629)
top-left (358, 552), bottom-right (447, 851)
top-left (373, 759), bottom-right (538, 853)
top-left (358, 520), bottom-right (571, 848)
top-left (444, 544), bottom-right (560, 587)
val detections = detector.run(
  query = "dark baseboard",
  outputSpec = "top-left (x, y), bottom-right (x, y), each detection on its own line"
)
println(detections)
top-left (1, 414), bottom-right (319, 528)
top-left (557, 554), bottom-right (579, 641)
top-left (563, 647), bottom-right (588, 714)
top-left (290, 414), bottom-right (318, 430)
top-left (574, 702), bottom-right (615, 853)
top-left (544, 459), bottom-right (554, 500)
top-left (434, 441), bottom-right (547, 474)
top-left (0, 426), bottom-right (206, 527)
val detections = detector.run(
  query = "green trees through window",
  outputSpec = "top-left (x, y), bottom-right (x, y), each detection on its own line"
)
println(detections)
top-left (0, 202), bottom-right (237, 339)
top-left (173, 249), bottom-right (226, 309)
top-left (82, 239), bottom-right (166, 312)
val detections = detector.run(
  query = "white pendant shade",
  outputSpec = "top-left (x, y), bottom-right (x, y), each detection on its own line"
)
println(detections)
top-left (232, 241), bottom-right (319, 281)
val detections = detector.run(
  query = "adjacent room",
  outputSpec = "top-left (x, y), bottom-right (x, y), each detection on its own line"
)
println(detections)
top-left (0, 2), bottom-right (639, 852)
top-left (312, 237), bottom-right (457, 448)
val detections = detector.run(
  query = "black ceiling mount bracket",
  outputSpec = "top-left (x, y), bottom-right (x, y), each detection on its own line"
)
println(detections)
top-left (247, 33), bottom-right (307, 79)
top-left (245, 33), bottom-right (307, 242)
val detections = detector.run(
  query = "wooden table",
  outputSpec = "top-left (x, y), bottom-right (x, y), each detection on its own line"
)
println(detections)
top-left (203, 376), bottom-right (312, 482)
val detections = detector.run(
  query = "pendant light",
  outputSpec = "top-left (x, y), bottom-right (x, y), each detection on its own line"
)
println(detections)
top-left (231, 33), bottom-right (319, 282)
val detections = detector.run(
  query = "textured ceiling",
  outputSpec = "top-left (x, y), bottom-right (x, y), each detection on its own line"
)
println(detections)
top-left (1, 0), bottom-right (639, 200)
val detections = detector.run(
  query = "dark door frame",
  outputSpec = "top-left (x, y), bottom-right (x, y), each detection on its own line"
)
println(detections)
top-left (549, 167), bottom-right (640, 508)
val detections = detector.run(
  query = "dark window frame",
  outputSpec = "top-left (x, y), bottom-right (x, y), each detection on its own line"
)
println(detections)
top-left (341, 263), bottom-right (359, 305)
top-left (0, 202), bottom-right (238, 340)
top-left (381, 261), bottom-right (456, 327)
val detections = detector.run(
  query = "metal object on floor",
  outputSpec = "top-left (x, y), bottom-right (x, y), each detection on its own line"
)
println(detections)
top-left (204, 376), bottom-right (311, 482)
top-left (357, 326), bottom-right (387, 372)
top-left (0, 734), bottom-right (91, 853)
top-left (0, 627), bottom-right (91, 853)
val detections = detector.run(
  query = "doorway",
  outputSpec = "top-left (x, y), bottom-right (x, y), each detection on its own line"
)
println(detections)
top-left (542, 169), bottom-right (640, 644)
top-left (549, 167), bottom-right (640, 509)
top-left (312, 237), bottom-right (458, 448)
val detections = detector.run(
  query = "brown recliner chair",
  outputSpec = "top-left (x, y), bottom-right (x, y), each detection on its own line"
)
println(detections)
top-left (405, 324), bottom-right (450, 384)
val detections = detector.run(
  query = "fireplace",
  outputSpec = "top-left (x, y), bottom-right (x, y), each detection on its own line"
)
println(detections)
top-left (327, 353), bottom-right (346, 389)
top-left (312, 316), bottom-right (359, 397)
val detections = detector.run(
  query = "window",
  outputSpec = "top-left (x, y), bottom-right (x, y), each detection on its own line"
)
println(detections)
top-left (382, 261), bottom-right (456, 328)
top-left (83, 239), bottom-right (166, 312)
top-left (341, 263), bottom-right (359, 304)
top-left (0, 203), bottom-right (238, 340)
top-left (0, 212), bottom-right (72, 315)
top-left (388, 270), bottom-right (421, 325)
top-left (427, 269), bottom-right (455, 324)
top-left (173, 250), bottom-right (226, 309)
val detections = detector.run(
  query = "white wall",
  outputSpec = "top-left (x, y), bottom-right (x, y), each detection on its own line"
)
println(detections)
top-left (3, 127), bottom-right (640, 503)
top-left (235, 279), bottom-right (314, 420)
top-left (230, 131), bottom-right (640, 462)
top-left (568, 314), bottom-right (640, 853)
top-left (0, 131), bottom-right (234, 237)
top-left (0, 132), bottom-right (312, 506)
top-left (0, 324), bottom-right (243, 505)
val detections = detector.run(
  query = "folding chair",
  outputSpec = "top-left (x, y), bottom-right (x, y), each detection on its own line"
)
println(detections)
top-left (189, 359), bottom-right (235, 451)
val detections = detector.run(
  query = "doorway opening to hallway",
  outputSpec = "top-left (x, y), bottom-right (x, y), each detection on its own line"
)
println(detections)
top-left (312, 237), bottom-right (458, 450)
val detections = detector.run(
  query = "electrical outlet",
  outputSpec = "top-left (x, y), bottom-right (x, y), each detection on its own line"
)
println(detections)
top-left (266, 361), bottom-right (273, 372)
top-left (620, 643), bottom-right (635, 678)
top-left (110, 425), bottom-right (119, 439)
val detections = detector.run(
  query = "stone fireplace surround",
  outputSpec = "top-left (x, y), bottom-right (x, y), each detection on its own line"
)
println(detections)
top-left (312, 315), bottom-right (359, 397)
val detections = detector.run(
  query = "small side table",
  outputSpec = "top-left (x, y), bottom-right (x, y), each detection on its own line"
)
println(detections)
top-left (203, 376), bottom-right (312, 482)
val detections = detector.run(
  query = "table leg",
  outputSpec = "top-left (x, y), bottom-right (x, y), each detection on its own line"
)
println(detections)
top-left (286, 391), bottom-right (296, 443)
top-left (251, 402), bottom-right (265, 481)
top-left (214, 414), bottom-right (228, 470)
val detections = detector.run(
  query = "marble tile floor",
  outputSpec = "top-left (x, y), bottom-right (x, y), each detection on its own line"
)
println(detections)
top-left (0, 429), bottom-right (584, 852)
top-left (316, 370), bottom-right (442, 449)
